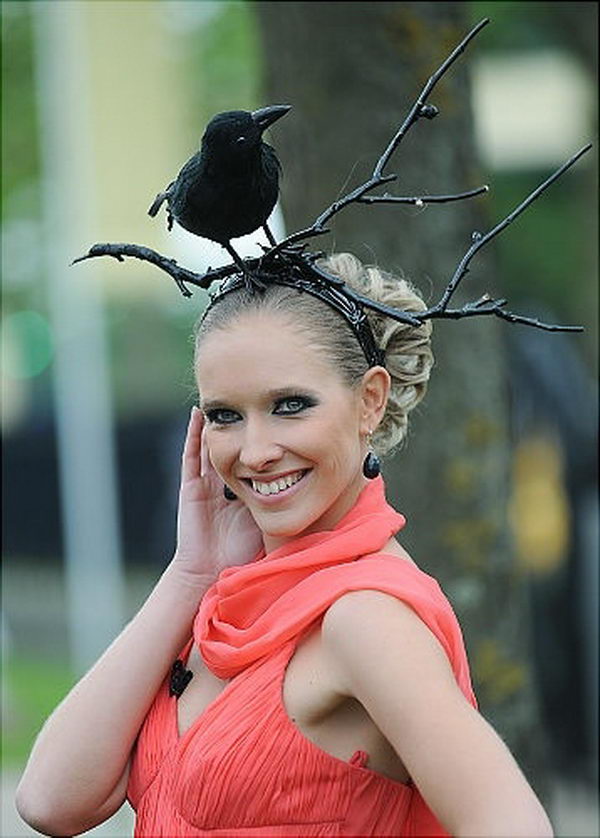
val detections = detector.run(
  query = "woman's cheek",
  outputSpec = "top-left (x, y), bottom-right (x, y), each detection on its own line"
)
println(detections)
top-left (206, 432), bottom-right (229, 474)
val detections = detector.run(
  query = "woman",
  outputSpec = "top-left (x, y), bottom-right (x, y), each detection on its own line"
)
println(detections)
top-left (17, 253), bottom-right (553, 836)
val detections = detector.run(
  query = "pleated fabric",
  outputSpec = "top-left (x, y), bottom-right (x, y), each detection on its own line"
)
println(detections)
top-left (127, 477), bottom-right (476, 836)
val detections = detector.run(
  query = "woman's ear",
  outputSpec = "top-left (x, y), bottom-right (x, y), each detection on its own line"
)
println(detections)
top-left (359, 366), bottom-right (390, 434)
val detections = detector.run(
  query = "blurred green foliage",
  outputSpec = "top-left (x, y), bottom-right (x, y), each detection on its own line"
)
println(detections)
top-left (188, 1), bottom-right (262, 122)
top-left (468, 1), bottom-right (597, 352)
top-left (107, 297), bottom-right (197, 418)
top-left (469, 0), bottom-right (598, 75)
top-left (3, 310), bottom-right (53, 379)
top-left (1, 2), bottom-right (40, 222)
top-left (2, 656), bottom-right (75, 768)
top-left (488, 173), bottom-right (592, 324)
top-left (470, 1), bottom-right (578, 50)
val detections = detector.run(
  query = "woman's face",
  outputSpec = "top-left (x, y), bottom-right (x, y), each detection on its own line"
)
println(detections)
top-left (196, 310), bottom-right (385, 553)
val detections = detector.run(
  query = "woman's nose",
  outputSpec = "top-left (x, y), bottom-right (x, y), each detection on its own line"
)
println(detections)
top-left (238, 420), bottom-right (283, 472)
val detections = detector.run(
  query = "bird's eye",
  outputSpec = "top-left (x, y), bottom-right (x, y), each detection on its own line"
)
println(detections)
top-left (236, 136), bottom-right (247, 145)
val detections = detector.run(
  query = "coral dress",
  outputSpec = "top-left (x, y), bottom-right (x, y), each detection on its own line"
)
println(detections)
top-left (127, 477), bottom-right (477, 836)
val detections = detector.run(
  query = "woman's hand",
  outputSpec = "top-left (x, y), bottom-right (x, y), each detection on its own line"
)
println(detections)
top-left (173, 406), bottom-right (263, 579)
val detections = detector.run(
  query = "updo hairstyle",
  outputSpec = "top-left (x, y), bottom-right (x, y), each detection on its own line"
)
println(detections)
top-left (195, 252), bottom-right (434, 456)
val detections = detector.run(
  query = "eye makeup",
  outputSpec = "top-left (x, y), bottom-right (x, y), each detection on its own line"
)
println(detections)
top-left (204, 408), bottom-right (241, 425)
top-left (202, 391), bottom-right (320, 426)
top-left (273, 395), bottom-right (319, 415)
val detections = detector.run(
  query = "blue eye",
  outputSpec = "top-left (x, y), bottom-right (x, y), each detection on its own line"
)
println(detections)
top-left (274, 396), bottom-right (317, 415)
top-left (205, 409), bottom-right (240, 425)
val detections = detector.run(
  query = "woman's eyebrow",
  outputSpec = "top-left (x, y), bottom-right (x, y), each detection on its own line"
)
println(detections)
top-left (268, 386), bottom-right (320, 401)
top-left (200, 386), bottom-right (319, 412)
top-left (199, 397), bottom-right (228, 412)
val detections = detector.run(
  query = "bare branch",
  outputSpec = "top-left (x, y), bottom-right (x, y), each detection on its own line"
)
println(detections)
top-left (374, 17), bottom-right (490, 178)
top-left (72, 243), bottom-right (242, 296)
top-left (358, 185), bottom-right (489, 206)
top-left (421, 143), bottom-right (593, 316)
top-left (265, 19), bottom-right (491, 258)
top-left (420, 296), bottom-right (583, 332)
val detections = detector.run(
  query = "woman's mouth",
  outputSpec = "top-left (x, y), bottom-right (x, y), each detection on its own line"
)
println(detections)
top-left (245, 469), bottom-right (310, 500)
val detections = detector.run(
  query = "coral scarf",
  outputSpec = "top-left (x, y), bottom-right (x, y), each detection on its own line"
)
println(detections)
top-left (194, 476), bottom-right (405, 678)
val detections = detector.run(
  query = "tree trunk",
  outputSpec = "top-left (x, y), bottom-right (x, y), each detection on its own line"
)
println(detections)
top-left (255, 0), bottom-right (549, 796)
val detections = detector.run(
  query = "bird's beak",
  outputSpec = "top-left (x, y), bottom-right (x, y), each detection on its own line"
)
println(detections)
top-left (251, 104), bottom-right (291, 132)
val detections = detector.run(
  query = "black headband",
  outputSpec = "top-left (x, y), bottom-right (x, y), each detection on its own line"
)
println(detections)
top-left (200, 262), bottom-right (386, 369)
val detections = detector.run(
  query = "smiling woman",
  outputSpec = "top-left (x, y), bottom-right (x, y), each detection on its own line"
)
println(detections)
top-left (193, 253), bottom-right (429, 553)
top-left (16, 250), bottom-right (552, 838)
top-left (199, 313), bottom-right (375, 549)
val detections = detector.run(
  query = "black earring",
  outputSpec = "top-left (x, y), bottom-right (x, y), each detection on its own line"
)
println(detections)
top-left (223, 485), bottom-right (237, 501)
top-left (363, 452), bottom-right (381, 479)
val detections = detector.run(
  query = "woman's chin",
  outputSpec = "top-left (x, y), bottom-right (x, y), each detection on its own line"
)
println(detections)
top-left (254, 510), bottom-right (313, 541)
top-left (251, 504), bottom-right (328, 551)
top-left (247, 469), bottom-right (364, 550)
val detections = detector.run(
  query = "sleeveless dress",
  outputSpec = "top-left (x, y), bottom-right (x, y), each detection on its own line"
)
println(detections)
top-left (127, 477), bottom-right (477, 836)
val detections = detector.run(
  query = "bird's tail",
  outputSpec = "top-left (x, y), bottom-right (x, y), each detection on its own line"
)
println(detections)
top-left (148, 185), bottom-right (172, 217)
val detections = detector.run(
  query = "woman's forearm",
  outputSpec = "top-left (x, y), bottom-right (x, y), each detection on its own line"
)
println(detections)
top-left (16, 559), bottom-right (212, 834)
top-left (455, 805), bottom-right (554, 838)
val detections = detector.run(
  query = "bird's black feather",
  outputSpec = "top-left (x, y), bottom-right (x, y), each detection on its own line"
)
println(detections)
top-left (148, 107), bottom-right (290, 252)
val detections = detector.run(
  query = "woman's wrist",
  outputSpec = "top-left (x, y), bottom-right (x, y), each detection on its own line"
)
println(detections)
top-left (165, 554), bottom-right (217, 600)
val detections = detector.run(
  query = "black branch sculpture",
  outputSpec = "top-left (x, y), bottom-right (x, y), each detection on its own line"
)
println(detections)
top-left (72, 18), bottom-right (590, 333)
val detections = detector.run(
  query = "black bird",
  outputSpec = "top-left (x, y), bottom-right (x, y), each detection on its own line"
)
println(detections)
top-left (148, 105), bottom-right (291, 276)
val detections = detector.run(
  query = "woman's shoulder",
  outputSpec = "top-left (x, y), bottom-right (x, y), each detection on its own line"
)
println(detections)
top-left (323, 538), bottom-right (450, 635)
top-left (285, 534), bottom-right (462, 660)
top-left (320, 585), bottom-right (459, 708)
top-left (321, 538), bottom-right (477, 708)
top-left (355, 536), bottom-right (442, 593)
top-left (373, 536), bottom-right (420, 567)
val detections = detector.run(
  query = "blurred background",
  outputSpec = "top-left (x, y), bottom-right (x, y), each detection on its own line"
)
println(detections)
top-left (2, 1), bottom-right (597, 835)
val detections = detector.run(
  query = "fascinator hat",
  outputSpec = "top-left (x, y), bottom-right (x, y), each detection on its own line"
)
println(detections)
top-left (73, 18), bottom-right (589, 370)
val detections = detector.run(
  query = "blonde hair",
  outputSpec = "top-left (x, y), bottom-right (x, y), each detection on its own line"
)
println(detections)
top-left (195, 252), bottom-right (434, 456)
top-left (319, 253), bottom-right (433, 455)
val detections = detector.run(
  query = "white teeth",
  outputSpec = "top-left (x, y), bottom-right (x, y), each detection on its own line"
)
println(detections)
top-left (251, 470), bottom-right (305, 496)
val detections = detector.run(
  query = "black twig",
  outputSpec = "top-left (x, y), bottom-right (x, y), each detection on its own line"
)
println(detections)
top-left (374, 18), bottom-right (490, 178)
top-left (421, 295), bottom-right (583, 332)
top-left (418, 143), bottom-right (592, 321)
top-left (265, 18), bottom-right (491, 259)
top-left (358, 185), bottom-right (489, 206)
top-left (72, 243), bottom-right (242, 297)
